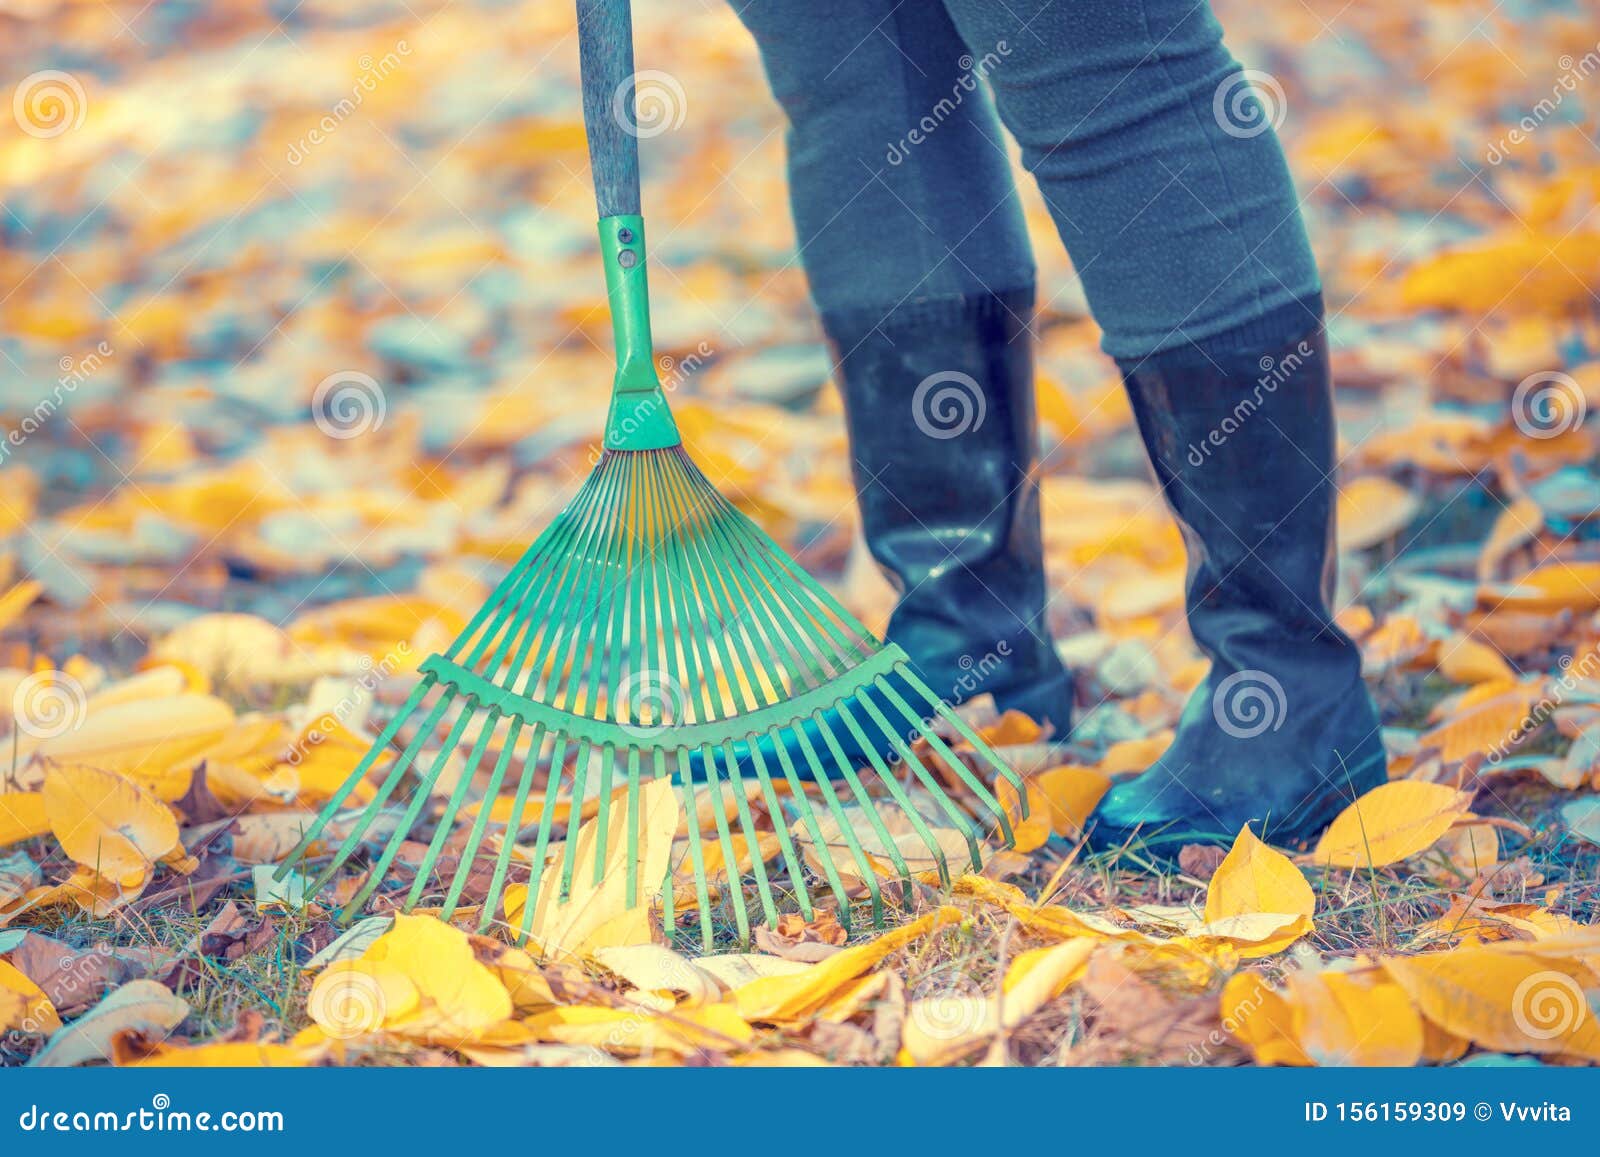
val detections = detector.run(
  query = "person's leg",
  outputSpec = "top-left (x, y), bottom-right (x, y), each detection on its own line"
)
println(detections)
top-left (732, 0), bottom-right (1073, 731)
top-left (939, 0), bottom-right (1384, 846)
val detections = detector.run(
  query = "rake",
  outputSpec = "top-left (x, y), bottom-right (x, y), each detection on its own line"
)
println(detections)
top-left (280, 0), bottom-right (1028, 949)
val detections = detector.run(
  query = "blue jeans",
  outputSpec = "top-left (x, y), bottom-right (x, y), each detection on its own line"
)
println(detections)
top-left (732, 0), bottom-right (1321, 360)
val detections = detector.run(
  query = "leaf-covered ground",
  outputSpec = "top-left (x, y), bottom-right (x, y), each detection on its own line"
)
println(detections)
top-left (2, 0), bottom-right (1600, 1067)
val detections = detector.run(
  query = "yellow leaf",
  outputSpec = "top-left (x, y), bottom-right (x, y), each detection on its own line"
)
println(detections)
top-left (792, 809), bottom-right (976, 888)
top-left (1435, 637), bottom-right (1515, 685)
top-left (904, 937), bottom-right (1098, 1066)
top-left (1000, 937), bottom-right (1098, 1027)
top-left (42, 765), bottom-right (182, 884)
top-left (20, 694), bottom-right (235, 782)
top-left (526, 1001), bottom-right (752, 1057)
top-left (996, 776), bottom-right (1051, 854)
top-left (1202, 826), bottom-right (1314, 957)
top-left (475, 942), bottom-right (557, 1015)
top-left (1401, 231), bottom-right (1600, 315)
top-left (1384, 946), bottom-right (1600, 1060)
top-left (308, 958), bottom-right (420, 1038)
top-left (1002, 765), bottom-right (1111, 848)
top-left (1338, 477), bottom-right (1420, 551)
top-left (1220, 971), bottom-right (1311, 1066)
top-left (0, 580), bottom-right (41, 634)
top-left (0, 792), bottom-right (49, 847)
top-left (361, 913), bottom-right (513, 1041)
top-left (506, 777), bottom-right (680, 961)
top-left (1417, 687), bottom-right (1541, 762)
top-left (595, 944), bottom-right (721, 1006)
top-left (1097, 733), bottom-right (1172, 776)
top-left (1037, 765), bottom-right (1111, 837)
top-left (1287, 970), bottom-right (1424, 1066)
top-left (1312, 781), bottom-right (1475, 868)
top-left (1489, 560), bottom-right (1600, 613)
top-left (0, 959), bottom-right (60, 1036)
top-left (733, 907), bottom-right (961, 1024)
top-left (151, 613), bottom-right (295, 688)
top-left (119, 1040), bottom-right (323, 1067)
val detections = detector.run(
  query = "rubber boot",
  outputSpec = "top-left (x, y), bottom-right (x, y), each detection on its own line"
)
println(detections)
top-left (1089, 314), bottom-right (1385, 852)
top-left (826, 289), bottom-right (1073, 736)
top-left (685, 290), bottom-right (1071, 785)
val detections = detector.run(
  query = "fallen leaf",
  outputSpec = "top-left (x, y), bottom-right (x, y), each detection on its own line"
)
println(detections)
top-left (1202, 826), bottom-right (1315, 957)
top-left (43, 765), bottom-right (183, 884)
top-left (504, 777), bottom-right (680, 961)
top-left (29, 979), bottom-right (188, 1067)
top-left (1312, 782), bottom-right (1475, 868)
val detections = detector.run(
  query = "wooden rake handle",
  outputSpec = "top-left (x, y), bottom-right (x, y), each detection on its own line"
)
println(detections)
top-left (576, 0), bottom-right (643, 218)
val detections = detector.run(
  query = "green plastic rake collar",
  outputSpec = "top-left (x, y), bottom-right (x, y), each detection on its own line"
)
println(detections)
top-left (600, 214), bottom-right (681, 451)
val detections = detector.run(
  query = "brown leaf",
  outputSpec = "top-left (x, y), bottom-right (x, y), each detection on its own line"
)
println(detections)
top-left (1178, 844), bottom-right (1228, 881)
top-left (754, 912), bottom-right (848, 963)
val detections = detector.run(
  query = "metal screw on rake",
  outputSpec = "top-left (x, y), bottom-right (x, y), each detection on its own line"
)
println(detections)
top-left (278, 0), bottom-right (1028, 950)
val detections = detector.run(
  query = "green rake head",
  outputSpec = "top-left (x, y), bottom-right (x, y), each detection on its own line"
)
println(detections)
top-left (277, 0), bottom-right (1031, 949)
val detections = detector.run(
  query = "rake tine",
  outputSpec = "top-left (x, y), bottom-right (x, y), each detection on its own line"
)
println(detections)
top-left (518, 733), bottom-right (575, 941)
top-left (623, 745), bottom-right (642, 907)
top-left (919, 680), bottom-right (1030, 799)
top-left (655, 462), bottom-right (764, 713)
top-left (714, 501), bottom-right (875, 664)
top-left (450, 465), bottom-right (612, 673)
top-left (478, 722), bottom-right (546, 935)
top-left (875, 672), bottom-right (1016, 847)
top-left (718, 742), bottom-right (779, 930)
top-left (405, 706), bottom-right (502, 911)
top-left (769, 726), bottom-right (853, 930)
top-left (511, 457), bottom-right (633, 704)
top-left (833, 698), bottom-right (952, 891)
top-left (697, 742), bottom-right (751, 946)
top-left (656, 461), bottom-right (830, 687)
top-left (790, 720), bottom-right (884, 926)
top-left (441, 716), bottom-right (523, 921)
top-left (278, 677), bottom-right (432, 882)
top-left (701, 500), bottom-right (860, 683)
top-left (811, 711), bottom-right (916, 907)
top-left (590, 742), bottom-right (617, 889)
top-left (307, 686), bottom-right (458, 896)
top-left (651, 747), bottom-right (676, 941)
top-left (851, 690), bottom-right (984, 869)
top-left (555, 738), bottom-right (593, 903)
top-left (673, 746), bottom-right (716, 949)
top-left (747, 743), bottom-right (814, 921)
top-left (341, 699), bottom-right (482, 916)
